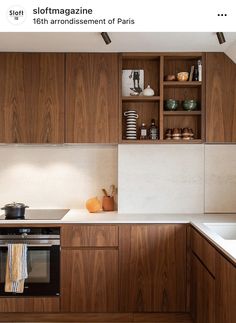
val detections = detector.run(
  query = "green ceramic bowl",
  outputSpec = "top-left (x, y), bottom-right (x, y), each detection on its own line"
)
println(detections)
top-left (164, 99), bottom-right (179, 111)
top-left (183, 100), bottom-right (197, 111)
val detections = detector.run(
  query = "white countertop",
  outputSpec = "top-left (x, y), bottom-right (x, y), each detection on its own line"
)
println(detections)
top-left (0, 209), bottom-right (236, 264)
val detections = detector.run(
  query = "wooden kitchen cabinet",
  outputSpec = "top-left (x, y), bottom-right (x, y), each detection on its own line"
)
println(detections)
top-left (215, 252), bottom-right (236, 323)
top-left (0, 297), bottom-right (59, 312)
top-left (65, 53), bottom-right (119, 143)
top-left (0, 53), bottom-right (64, 143)
top-left (119, 224), bottom-right (187, 312)
top-left (61, 249), bottom-right (118, 312)
top-left (206, 53), bottom-right (236, 142)
top-left (191, 253), bottom-right (215, 323)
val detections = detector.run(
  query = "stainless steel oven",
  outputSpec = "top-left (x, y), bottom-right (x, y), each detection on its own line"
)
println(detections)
top-left (0, 227), bottom-right (60, 296)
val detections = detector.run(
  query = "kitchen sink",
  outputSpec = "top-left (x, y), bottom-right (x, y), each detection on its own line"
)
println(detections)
top-left (203, 223), bottom-right (236, 240)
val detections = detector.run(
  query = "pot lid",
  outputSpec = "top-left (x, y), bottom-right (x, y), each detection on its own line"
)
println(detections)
top-left (3, 202), bottom-right (28, 209)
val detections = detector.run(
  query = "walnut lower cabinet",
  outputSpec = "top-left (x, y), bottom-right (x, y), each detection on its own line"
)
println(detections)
top-left (190, 227), bottom-right (236, 323)
top-left (119, 224), bottom-right (187, 312)
top-left (60, 249), bottom-right (118, 312)
top-left (191, 253), bottom-right (215, 323)
top-left (60, 224), bottom-right (187, 313)
top-left (61, 225), bottom-right (119, 312)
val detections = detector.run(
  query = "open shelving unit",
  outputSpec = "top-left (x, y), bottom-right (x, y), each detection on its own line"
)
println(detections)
top-left (119, 53), bottom-right (205, 144)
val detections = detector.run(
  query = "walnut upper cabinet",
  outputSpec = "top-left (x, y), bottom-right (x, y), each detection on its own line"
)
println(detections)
top-left (65, 53), bottom-right (119, 143)
top-left (0, 53), bottom-right (65, 143)
top-left (206, 53), bottom-right (236, 142)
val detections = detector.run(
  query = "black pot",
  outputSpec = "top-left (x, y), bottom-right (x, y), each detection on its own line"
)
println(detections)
top-left (1, 202), bottom-right (29, 220)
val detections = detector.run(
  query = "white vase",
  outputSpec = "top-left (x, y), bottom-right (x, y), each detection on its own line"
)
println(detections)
top-left (143, 85), bottom-right (154, 96)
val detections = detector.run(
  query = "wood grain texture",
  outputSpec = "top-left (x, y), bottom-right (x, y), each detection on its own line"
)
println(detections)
top-left (119, 224), bottom-right (187, 312)
top-left (190, 227), bottom-right (216, 276)
top-left (215, 252), bottom-right (236, 323)
top-left (65, 53), bottom-right (119, 143)
top-left (61, 225), bottom-right (118, 247)
top-left (0, 312), bottom-right (192, 322)
top-left (133, 313), bottom-right (193, 322)
top-left (0, 297), bottom-right (59, 312)
top-left (206, 53), bottom-right (236, 142)
top-left (190, 253), bottom-right (215, 323)
top-left (61, 249), bottom-right (118, 312)
top-left (0, 53), bottom-right (64, 143)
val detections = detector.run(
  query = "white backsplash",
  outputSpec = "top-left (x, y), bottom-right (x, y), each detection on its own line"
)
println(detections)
top-left (118, 144), bottom-right (205, 213)
top-left (205, 145), bottom-right (236, 213)
top-left (0, 145), bottom-right (117, 209)
top-left (0, 143), bottom-right (235, 214)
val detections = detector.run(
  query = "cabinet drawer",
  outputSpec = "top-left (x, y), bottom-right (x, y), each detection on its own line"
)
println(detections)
top-left (191, 227), bottom-right (216, 275)
top-left (61, 225), bottom-right (118, 247)
top-left (0, 297), bottom-right (59, 312)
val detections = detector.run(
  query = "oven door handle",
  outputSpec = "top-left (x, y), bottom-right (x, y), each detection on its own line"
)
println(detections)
top-left (0, 243), bottom-right (57, 247)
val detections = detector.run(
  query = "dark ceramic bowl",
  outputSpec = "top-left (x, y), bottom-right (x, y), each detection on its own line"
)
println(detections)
top-left (183, 100), bottom-right (197, 111)
top-left (164, 99), bottom-right (179, 111)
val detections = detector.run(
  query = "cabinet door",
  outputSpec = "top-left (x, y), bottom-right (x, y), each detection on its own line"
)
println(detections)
top-left (65, 53), bottom-right (119, 143)
top-left (215, 253), bottom-right (236, 323)
top-left (0, 53), bottom-right (64, 143)
top-left (206, 53), bottom-right (236, 142)
top-left (191, 253), bottom-right (215, 323)
top-left (119, 224), bottom-right (186, 312)
top-left (61, 249), bottom-right (118, 312)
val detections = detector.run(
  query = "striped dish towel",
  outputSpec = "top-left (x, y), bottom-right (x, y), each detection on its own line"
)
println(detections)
top-left (5, 244), bottom-right (28, 293)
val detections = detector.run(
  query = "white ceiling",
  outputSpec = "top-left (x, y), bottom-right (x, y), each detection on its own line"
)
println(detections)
top-left (0, 32), bottom-right (236, 62)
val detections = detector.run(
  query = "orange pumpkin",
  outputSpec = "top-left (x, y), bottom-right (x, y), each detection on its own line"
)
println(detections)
top-left (85, 197), bottom-right (101, 213)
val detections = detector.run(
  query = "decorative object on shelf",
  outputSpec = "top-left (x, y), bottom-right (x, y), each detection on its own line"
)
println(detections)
top-left (177, 72), bottom-right (189, 82)
top-left (165, 128), bottom-right (172, 140)
top-left (142, 84), bottom-right (155, 96)
top-left (164, 99), bottom-right (179, 111)
top-left (164, 127), bottom-right (195, 140)
top-left (172, 128), bottom-right (182, 140)
top-left (193, 66), bottom-right (199, 81)
top-left (182, 128), bottom-right (194, 140)
top-left (183, 99), bottom-right (198, 111)
top-left (124, 110), bottom-right (139, 140)
top-left (149, 119), bottom-right (158, 140)
top-left (85, 197), bottom-right (101, 213)
top-left (164, 74), bottom-right (176, 81)
top-left (101, 185), bottom-right (116, 211)
top-left (140, 123), bottom-right (148, 139)
top-left (197, 60), bottom-right (202, 81)
top-left (189, 66), bottom-right (195, 81)
top-left (122, 69), bottom-right (144, 96)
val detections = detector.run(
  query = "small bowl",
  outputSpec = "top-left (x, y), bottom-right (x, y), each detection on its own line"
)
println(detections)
top-left (182, 100), bottom-right (197, 111)
top-left (177, 72), bottom-right (189, 82)
top-left (164, 75), bottom-right (176, 81)
top-left (164, 99), bottom-right (179, 111)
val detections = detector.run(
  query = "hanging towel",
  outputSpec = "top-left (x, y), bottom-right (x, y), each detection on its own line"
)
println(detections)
top-left (5, 244), bottom-right (28, 293)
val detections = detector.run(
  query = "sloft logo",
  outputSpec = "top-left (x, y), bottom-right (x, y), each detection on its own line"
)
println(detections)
top-left (7, 5), bottom-right (26, 25)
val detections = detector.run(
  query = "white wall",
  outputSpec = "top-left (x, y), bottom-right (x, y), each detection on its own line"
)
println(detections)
top-left (205, 145), bottom-right (236, 213)
top-left (0, 145), bottom-right (117, 209)
top-left (118, 144), bottom-right (204, 213)
top-left (0, 144), bottom-right (236, 214)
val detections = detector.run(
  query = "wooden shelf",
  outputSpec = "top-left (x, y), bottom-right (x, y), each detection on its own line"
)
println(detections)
top-left (163, 111), bottom-right (202, 116)
top-left (121, 139), bottom-right (203, 144)
top-left (120, 53), bottom-right (205, 144)
top-left (163, 81), bottom-right (202, 87)
top-left (122, 96), bottom-right (160, 102)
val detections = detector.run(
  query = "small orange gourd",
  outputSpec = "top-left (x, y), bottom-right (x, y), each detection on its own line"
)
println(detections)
top-left (85, 197), bottom-right (101, 213)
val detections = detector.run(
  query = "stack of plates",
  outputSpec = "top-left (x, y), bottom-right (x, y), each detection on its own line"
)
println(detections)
top-left (124, 110), bottom-right (139, 140)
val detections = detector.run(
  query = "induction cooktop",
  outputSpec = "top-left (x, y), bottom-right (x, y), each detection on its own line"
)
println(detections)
top-left (0, 209), bottom-right (69, 220)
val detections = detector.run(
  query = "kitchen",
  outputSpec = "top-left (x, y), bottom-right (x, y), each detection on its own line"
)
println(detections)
top-left (0, 32), bottom-right (235, 323)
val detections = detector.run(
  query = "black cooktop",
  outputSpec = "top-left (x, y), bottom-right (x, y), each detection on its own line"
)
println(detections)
top-left (0, 209), bottom-right (69, 220)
